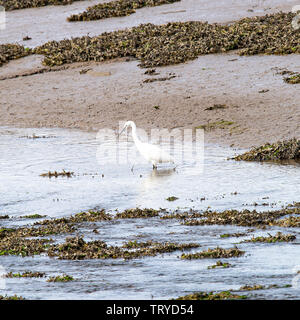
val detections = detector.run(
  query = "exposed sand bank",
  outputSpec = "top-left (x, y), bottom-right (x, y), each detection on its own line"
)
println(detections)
top-left (0, 52), bottom-right (299, 149)
top-left (0, 0), bottom-right (299, 149)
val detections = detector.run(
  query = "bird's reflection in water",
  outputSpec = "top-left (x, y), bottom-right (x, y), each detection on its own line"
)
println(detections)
top-left (151, 168), bottom-right (176, 177)
top-left (141, 167), bottom-right (176, 192)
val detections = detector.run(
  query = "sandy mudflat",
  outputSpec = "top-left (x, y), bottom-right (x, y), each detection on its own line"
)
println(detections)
top-left (1, 53), bottom-right (299, 148)
top-left (0, 0), bottom-right (299, 149)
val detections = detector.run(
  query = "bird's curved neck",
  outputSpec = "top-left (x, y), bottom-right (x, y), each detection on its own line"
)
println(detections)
top-left (130, 123), bottom-right (141, 146)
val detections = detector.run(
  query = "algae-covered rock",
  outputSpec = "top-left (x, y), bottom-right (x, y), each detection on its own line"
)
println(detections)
top-left (0, 0), bottom-right (85, 11)
top-left (234, 139), bottom-right (300, 161)
top-left (0, 44), bottom-right (31, 67)
top-left (284, 73), bottom-right (300, 84)
top-left (1, 12), bottom-right (299, 68)
top-left (241, 232), bottom-right (296, 243)
top-left (180, 247), bottom-right (245, 259)
top-left (67, 0), bottom-right (181, 22)
top-left (33, 12), bottom-right (299, 68)
top-left (182, 207), bottom-right (300, 228)
top-left (47, 236), bottom-right (200, 260)
top-left (176, 290), bottom-right (247, 300)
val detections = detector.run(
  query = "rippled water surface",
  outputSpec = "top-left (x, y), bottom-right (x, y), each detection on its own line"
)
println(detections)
top-left (0, 127), bottom-right (300, 299)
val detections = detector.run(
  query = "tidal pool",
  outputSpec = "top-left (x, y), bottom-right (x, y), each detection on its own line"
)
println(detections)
top-left (0, 126), bottom-right (300, 300)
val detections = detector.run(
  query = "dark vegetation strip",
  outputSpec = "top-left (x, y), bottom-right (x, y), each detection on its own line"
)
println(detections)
top-left (182, 207), bottom-right (300, 228)
top-left (0, 0), bottom-right (88, 11)
top-left (0, 44), bottom-right (31, 67)
top-left (175, 291), bottom-right (247, 300)
top-left (0, 205), bottom-right (299, 259)
top-left (1, 12), bottom-right (299, 69)
top-left (35, 12), bottom-right (300, 68)
top-left (67, 0), bottom-right (181, 22)
top-left (234, 138), bottom-right (300, 161)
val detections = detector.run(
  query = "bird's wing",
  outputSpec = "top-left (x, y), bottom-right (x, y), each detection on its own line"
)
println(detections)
top-left (139, 143), bottom-right (173, 163)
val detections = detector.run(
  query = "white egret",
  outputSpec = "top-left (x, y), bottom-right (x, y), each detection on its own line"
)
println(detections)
top-left (118, 121), bottom-right (175, 169)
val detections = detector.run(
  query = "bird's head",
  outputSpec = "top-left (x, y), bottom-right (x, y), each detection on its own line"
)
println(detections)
top-left (118, 121), bottom-right (135, 136)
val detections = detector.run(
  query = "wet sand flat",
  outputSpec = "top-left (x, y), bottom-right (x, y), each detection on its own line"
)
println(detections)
top-left (0, 52), bottom-right (299, 149)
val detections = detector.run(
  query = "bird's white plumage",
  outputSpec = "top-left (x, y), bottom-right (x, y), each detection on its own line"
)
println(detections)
top-left (119, 121), bottom-right (175, 169)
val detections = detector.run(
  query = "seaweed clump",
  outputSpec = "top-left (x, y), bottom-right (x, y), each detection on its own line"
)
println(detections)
top-left (284, 72), bottom-right (300, 84)
top-left (220, 232), bottom-right (247, 238)
top-left (122, 240), bottom-right (156, 248)
top-left (21, 214), bottom-right (46, 219)
top-left (176, 291), bottom-right (247, 300)
top-left (166, 196), bottom-right (178, 201)
top-left (71, 209), bottom-right (112, 222)
top-left (40, 170), bottom-right (74, 178)
top-left (160, 211), bottom-right (203, 220)
top-left (0, 218), bottom-right (75, 256)
top-left (182, 208), bottom-right (292, 228)
top-left (271, 216), bottom-right (300, 228)
top-left (47, 236), bottom-right (200, 260)
top-left (0, 44), bottom-right (31, 67)
top-left (34, 12), bottom-right (299, 69)
top-left (180, 247), bottom-right (244, 260)
top-left (234, 139), bottom-right (300, 161)
top-left (0, 0), bottom-right (86, 11)
top-left (36, 209), bottom-right (112, 225)
top-left (115, 208), bottom-right (159, 219)
top-left (241, 232), bottom-right (296, 243)
top-left (207, 261), bottom-right (232, 269)
top-left (239, 284), bottom-right (265, 291)
top-left (0, 235), bottom-right (51, 257)
top-left (0, 295), bottom-right (25, 300)
top-left (68, 0), bottom-right (180, 21)
top-left (5, 271), bottom-right (45, 278)
top-left (47, 274), bottom-right (74, 282)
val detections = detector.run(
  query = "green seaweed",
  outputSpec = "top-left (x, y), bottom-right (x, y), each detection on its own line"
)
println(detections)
top-left (166, 196), bottom-right (178, 201)
top-left (234, 138), bottom-right (300, 161)
top-left (207, 261), bottom-right (232, 269)
top-left (0, 295), bottom-right (25, 300)
top-left (47, 274), bottom-right (74, 282)
top-left (176, 290), bottom-right (247, 300)
top-left (21, 214), bottom-right (47, 219)
top-left (241, 232), bottom-right (296, 243)
top-left (68, 0), bottom-right (181, 22)
top-left (181, 247), bottom-right (244, 260)
top-left (5, 271), bottom-right (45, 278)
top-left (33, 12), bottom-right (299, 69)
top-left (0, 0), bottom-right (87, 11)
top-left (0, 44), bottom-right (32, 67)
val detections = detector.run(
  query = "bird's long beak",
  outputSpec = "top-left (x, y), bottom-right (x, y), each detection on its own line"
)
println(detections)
top-left (117, 125), bottom-right (126, 138)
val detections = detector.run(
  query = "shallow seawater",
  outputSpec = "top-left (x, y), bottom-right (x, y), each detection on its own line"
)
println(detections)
top-left (0, 126), bottom-right (300, 300)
